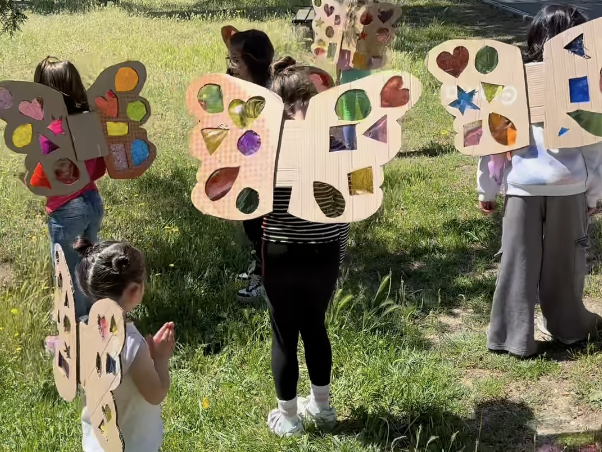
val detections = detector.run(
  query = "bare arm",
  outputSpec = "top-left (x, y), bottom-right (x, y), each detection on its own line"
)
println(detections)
top-left (128, 341), bottom-right (171, 406)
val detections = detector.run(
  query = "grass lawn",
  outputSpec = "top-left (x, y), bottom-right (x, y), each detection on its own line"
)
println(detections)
top-left (2, 0), bottom-right (602, 451)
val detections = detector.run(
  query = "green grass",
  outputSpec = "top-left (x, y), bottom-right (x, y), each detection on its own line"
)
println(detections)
top-left (2, 0), bottom-right (602, 451)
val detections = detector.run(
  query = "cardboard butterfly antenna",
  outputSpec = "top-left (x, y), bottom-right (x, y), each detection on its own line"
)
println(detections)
top-left (52, 244), bottom-right (126, 452)
top-left (426, 39), bottom-right (531, 156)
top-left (0, 61), bottom-right (155, 197)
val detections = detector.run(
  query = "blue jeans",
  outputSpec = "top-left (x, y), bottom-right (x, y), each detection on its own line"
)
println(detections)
top-left (48, 190), bottom-right (104, 318)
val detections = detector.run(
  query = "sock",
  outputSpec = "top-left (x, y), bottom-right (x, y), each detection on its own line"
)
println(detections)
top-left (278, 397), bottom-right (298, 419)
top-left (310, 384), bottom-right (330, 410)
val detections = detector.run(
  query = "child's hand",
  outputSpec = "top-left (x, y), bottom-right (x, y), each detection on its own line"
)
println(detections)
top-left (479, 201), bottom-right (496, 214)
top-left (146, 322), bottom-right (175, 363)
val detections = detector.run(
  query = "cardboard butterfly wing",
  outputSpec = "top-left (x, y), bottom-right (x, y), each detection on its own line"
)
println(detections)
top-left (311, 0), bottom-right (347, 64)
top-left (86, 61), bottom-right (156, 179)
top-left (426, 39), bottom-right (530, 156)
top-left (276, 70), bottom-right (422, 223)
top-left (187, 74), bottom-right (284, 220)
top-left (52, 244), bottom-right (126, 452)
top-left (0, 82), bottom-right (92, 196)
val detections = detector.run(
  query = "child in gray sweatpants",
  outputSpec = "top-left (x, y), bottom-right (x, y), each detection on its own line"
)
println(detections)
top-left (477, 5), bottom-right (602, 358)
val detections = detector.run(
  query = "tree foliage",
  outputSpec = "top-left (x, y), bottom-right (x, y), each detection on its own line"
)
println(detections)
top-left (0, 0), bottom-right (26, 35)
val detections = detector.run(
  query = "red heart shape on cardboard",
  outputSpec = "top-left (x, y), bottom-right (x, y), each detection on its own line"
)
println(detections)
top-left (380, 76), bottom-right (410, 108)
top-left (324, 4), bottom-right (334, 16)
top-left (436, 46), bottom-right (469, 78)
top-left (95, 91), bottom-right (118, 118)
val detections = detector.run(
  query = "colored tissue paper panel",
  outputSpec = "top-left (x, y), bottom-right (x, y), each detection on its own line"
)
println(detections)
top-left (482, 82), bottom-right (504, 103)
top-left (376, 28), bottom-right (392, 44)
top-left (54, 159), bottom-right (80, 185)
top-left (559, 127), bottom-right (570, 137)
top-left (381, 76), bottom-right (410, 108)
top-left (105, 355), bottom-right (117, 374)
top-left (569, 76), bottom-right (590, 103)
top-left (39, 134), bottom-right (59, 155)
top-left (0, 87), bottom-right (13, 109)
top-left (464, 120), bottom-right (483, 147)
top-left (228, 97), bottom-right (265, 129)
top-left (326, 26), bottom-right (335, 38)
top-left (360, 10), bottom-right (373, 25)
top-left (127, 101), bottom-right (147, 122)
top-left (364, 116), bottom-right (387, 143)
top-left (475, 46), bottom-right (499, 74)
top-left (19, 98), bottom-right (44, 121)
top-left (205, 167), bottom-right (239, 201)
top-left (327, 43), bottom-right (337, 59)
top-left (95, 91), bottom-right (118, 118)
top-left (236, 187), bottom-right (259, 214)
top-left (564, 34), bottom-right (588, 58)
top-left (314, 181), bottom-right (345, 218)
top-left (330, 125), bottom-right (356, 151)
top-left (109, 144), bottom-right (128, 170)
top-left (348, 167), bottom-right (374, 195)
top-left (237, 130), bottom-right (261, 156)
top-left (377, 7), bottom-right (394, 23)
top-left (48, 118), bottom-right (65, 136)
top-left (107, 122), bottom-right (129, 136)
top-left (567, 110), bottom-right (602, 137)
top-left (436, 46), bottom-right (469, 78)
top-left (489, 113), bottom-right (517, 146)
top-left (30, 163), bottom-right (51, 189)
top-left (202, 126), bottom-right (229, 155)
top-left (13, 123), bottom-right (32, 148)
top-left (335, 90), bottom-right (371, 121)
top-left (198, 84), bottom-right (224, 114)
top-left (449, 87), bottom-right (479, 115)
top-left (115, 67), bottom-right (139, 92)
top-left (131, 140), bottom-right (150, 166)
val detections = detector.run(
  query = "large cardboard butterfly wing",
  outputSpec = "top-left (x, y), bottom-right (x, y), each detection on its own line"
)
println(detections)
top-left (86, 61), bottom-right (156, 179)
top-left (276, 70), bottom-right (422, 223)
top-left (311, 0), bottom-right (347, 64)
top-left (0, 82), bottom-right (91, 196)
top-left (187, 74), bottom-right (284, 220)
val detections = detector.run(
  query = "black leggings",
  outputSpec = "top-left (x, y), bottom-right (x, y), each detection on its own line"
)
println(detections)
top-left (262, 240), bottom-right (340, 401)
top-left (243, 218), bottom-right (263, 275)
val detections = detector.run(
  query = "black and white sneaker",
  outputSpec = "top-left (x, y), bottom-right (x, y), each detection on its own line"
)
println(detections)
top-left (237, 274), bottom-right (266, 302)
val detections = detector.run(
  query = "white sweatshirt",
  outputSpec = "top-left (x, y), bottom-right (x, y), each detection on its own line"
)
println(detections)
top-left (477, 124), bottom-right (602, 208)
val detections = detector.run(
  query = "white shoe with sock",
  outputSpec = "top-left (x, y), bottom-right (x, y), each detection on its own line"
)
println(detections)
top-left (298, 384), bottom-right (337, 427)
top-left (267, 397), bottom-right (303, 437)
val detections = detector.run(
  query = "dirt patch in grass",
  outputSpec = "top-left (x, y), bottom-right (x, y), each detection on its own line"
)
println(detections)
top-left (0, 262), bottom-right (14, 288)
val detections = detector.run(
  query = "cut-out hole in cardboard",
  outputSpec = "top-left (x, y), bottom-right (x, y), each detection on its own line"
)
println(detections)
top-left (364, 115), bottom-right (387, 143)
top-left (489, 113), bottom-right (517, 146)
top-left (39, 134), bottom-right (59, 155)
top-left (103, 405), bottom-right (113, 422)
top-left (334, 15), bottom-right (341, 25)
top-left (132, 139), bottom-right (150, 166)
top-left (326, 26), bottom-right (335, 38)
top-left (238, 130), bottom-right (261, 156)
top-left (205, 167), bottom-right (240, 201)
top-left (48, 118), bottom-right (65, 136)
top-left (569, 76), bottom-right (590, 103)
top-left (54, 159), bottom-right (80, 185)
top-left (559, 127), bottom-right (569, 137)
top-left (324, 3), bottom-right (334, 16)
top-left (228, 97), bottom-right (265, 129)
top-left (335, 90), bottom-right (371, 121)
top-left (313, 0), bottom-right (321, 7)
top-left (565, 34), bottom-right (589, 58)
top-left (99, 420), bottom-right (107, 437)
top-left (57, 271), bottom-right (63, 289)
top-left (381, 76), bottom-right (409, 108)
top-left (236, 188), bottom-right (259, 214)
top-left (348, 167), bottom-right (374, 195)
top-left (475, 46), bottom-right (499, 74)
top-left (109, 144), bottom-right (128, 170)
top-left (360, 11), bottom-right (373, 25)
top-left (314, 182), bottom-right (345, 218)
top-left (63, 315), bottom-right (71, 332)
top-left (30, 163), bottom-right (51, 189)
top-left (127, 101), bottom-right (147, 122)
top-left (482, 82), bottom-right (504, 103)
top-left (377, 8), bottom-right (394, 23)
top-left (376, 28), bottom-right (392, 44)
top-left (449, 87), bottom-right (479, 115)
top-left (567, 110), bottom-right (602, 137)
top-left (64, 344), bottom-right (71, 359)
top-left (198, 84), bottom-right (224, 114)
top-left (436, 47), bottom-right (469, 78)
top-left (58, 351), bottom-right (70, 378)
top-left (96, 353), bottom-right (102, 376)
top-left (64, 292), bottom-right (69, 307)
top-left (0, 87), bottom-right (13, 109)
top-left (107, 122), bottom-right (129, 136)
top-left (115, 67), bottom-right (139, 92)
top-left (95, 91), bottom-right (118, 118)
top-left (19, 98), bottom-right (44, 121)
top-left (202, 125), bottom-right (229, 155)
top-left (327, 43), bottom-right (337, 59)
top-left (330, 125), bottom-right (356, 151)
top-left (464, 120), bottom-right (483, 147)
top-left (98, 315), bottom-right (108, 339)
top-left (106, 355), bottom-right (117, 374)
top-left (13, 123), bottom-right (32, 148)
top-left (110, 316), bottom-right (118, 334)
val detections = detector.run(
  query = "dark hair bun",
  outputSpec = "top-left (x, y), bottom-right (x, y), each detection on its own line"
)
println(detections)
top-left (73, 237), bottom-right (94, 256)
top-left (270, 56), bottom-right (297, 76)
top-left (112, 255), bottom-right (130, 274)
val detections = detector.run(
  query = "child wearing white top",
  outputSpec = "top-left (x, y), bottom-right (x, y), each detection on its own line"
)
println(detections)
top-left (74, 237), bottom-right (175, 452)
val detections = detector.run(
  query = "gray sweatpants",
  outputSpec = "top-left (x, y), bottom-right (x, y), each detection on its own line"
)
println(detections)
top-left (487, 194), bottom-right (598, 357)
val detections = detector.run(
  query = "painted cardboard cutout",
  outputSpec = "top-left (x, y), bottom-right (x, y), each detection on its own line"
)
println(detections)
top-left (0, 61), bottom-right (156, 196)
top-left (187, 70), bottom-right (421, 222)
top-left (52, 244), bottom-right (126, 452)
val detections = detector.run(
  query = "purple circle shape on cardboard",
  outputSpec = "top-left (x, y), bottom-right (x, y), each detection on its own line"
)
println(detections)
top-left (237, 130), bottom-right (261, 156)
top-left (0, 87), bottom-right (13, 109)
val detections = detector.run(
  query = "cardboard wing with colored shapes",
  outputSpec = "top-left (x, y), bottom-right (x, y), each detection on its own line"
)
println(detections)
top-left (426, 39), bottom-right (530, 156)
top-left (52, 244), bottom-right (126, 452)
top-left (0, 61), bottom-right (155, 197)
top-left (187, 69), bottom-right (421, 222)
top-left (311, 0), bottom-right (348, 65)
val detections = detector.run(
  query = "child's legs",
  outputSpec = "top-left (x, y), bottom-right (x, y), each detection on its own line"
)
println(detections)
top-left (243, 217), bottom-right (264, 275)
top-left (81, 190), bottom-right (104, 243)
top-left (487, 196), bottom-right (544, 357)
top-left (540, 194), bottom-right (598, 341)
top-left (342, 126), bottom-right (357, 150)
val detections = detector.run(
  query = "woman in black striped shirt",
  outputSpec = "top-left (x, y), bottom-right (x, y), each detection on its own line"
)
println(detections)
top-left (264, 57), bottom-right (349, 437)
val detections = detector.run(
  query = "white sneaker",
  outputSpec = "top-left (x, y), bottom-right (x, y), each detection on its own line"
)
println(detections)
top-left (298, 397), bottom-right (337, 428)
top-left (267, 408), bottom-right (303, 437)
top-left (237, 274), bottom-right (266, 302)
top-left (237, 260), bottom-right (257, 281)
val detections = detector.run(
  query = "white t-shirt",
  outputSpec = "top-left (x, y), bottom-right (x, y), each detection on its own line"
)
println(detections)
top-left (81, 323), bottom-right (163, 452)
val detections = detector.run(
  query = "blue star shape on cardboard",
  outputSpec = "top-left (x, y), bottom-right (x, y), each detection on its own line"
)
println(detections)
top-left (449, 86), bottom-right (480, 115)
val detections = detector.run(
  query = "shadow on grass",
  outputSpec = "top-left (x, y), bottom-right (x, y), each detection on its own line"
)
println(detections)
top-left (399, 141), bottom-right (456, 158)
